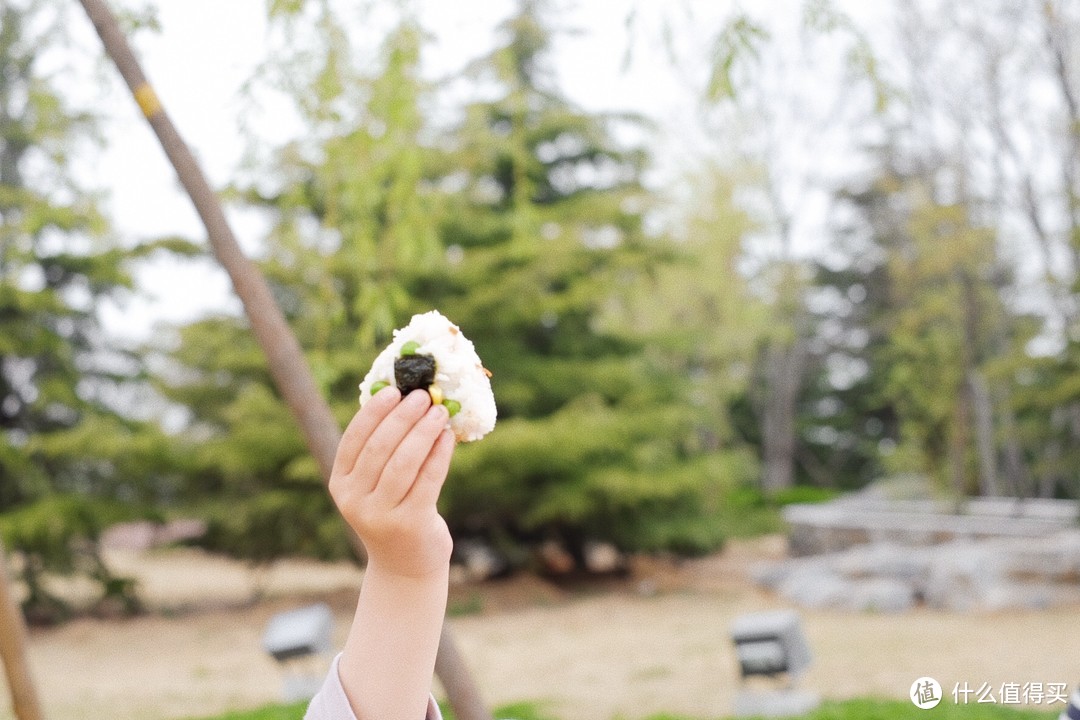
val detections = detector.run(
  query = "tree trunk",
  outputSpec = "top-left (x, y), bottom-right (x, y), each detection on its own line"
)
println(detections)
top-left (76, 0), bottom-right (341, 482)
top-left (968, 371), bottom-right (1001, 497)
top-left (1042, 406), bottom-right (1068, 499)
top-left (997, 389), bottom-right (1031, 499)
top-left (74, 3), bottom-right (492, 719)
top-left (947, 393), bottom-right (971, 500)
top-left (1043, 4), bottom-right (1080, 278)
top-left (761, 337), bottom-right (806, 495)
top-left (0, 540), bottom-right (45, 720)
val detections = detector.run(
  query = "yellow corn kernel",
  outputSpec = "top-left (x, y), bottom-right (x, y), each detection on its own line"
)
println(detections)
top-left (428, 384), bottom-right (444, 406)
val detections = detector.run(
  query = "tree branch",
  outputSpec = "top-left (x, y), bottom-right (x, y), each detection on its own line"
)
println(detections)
top-left (0, 540), bottom-right (45, 720)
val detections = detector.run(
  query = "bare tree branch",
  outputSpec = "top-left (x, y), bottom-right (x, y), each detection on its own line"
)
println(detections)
top-left (1042, 1), bottom-right (1080, 279)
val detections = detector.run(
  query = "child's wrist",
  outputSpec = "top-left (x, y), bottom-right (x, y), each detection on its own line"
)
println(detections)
top-left (364, 555), bottom-right (451, 585)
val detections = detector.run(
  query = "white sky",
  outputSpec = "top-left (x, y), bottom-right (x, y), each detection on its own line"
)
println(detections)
top-left (83, 0), bottom-right (897, 343)
top-left (91, 0), bottom-right (735, 341)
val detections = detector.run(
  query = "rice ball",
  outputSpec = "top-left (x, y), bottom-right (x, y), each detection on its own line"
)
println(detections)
top-left (359, 310), bottom-right (497, 442)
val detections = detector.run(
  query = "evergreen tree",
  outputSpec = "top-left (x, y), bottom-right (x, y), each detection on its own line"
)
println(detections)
top-left (160, 1), bottom-right (754, 565)
top-left (0, 0), bottom-right (171, 620)
top-left (153, 19), bottom-right (443, 561)
top-left (416, 1), bottom-right (750, 560)
top-left (816, 156), bottom-right (1040, 496)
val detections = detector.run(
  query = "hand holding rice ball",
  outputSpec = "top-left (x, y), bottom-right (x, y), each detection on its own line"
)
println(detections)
top-left (326, 310), bottom-right (494, 718)
top-left (359, 310), bottom-right (497, 442)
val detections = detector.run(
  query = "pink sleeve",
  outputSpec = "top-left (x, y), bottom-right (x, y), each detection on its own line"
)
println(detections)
top-left (303, 654), bottom-right (443, 720)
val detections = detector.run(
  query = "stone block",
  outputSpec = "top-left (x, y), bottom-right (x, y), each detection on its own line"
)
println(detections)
top-left (847, 577), bottom-right (916, 613)
top-left (777, 568), bottom-right (853, 610)
top-left (730, 609), bottom-right (814, 680)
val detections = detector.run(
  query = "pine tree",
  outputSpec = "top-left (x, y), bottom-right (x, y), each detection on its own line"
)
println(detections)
top-left (817, 156), bottom-right (1040, 497)
top-left (0, 0), bottom-right (168, 620)
top-left (160, 1), bottom-right (755, 565)
top-left (415, 1), bottom-right (748, 561)
top-left (154, 19), bottom-right (444, 561)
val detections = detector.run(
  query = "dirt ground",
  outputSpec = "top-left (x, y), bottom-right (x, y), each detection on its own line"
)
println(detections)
top-left (2, 536), bottom-right (1077, 720)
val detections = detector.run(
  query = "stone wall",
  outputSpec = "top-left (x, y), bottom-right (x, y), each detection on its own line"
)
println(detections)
top-left (783, 497), bottom-right (1079, 557)
top-left (758, 495), bottom-right (1080, 613)
top-left (755, 531), bottom-right (1080, 612)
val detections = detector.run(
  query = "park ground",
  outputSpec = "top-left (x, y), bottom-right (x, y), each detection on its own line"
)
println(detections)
top-left (2, 535), bottom-right (1076, 720)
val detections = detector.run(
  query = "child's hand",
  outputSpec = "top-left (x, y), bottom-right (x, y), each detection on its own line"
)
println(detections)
top-left (328, 389), bottom-right (455, 720)
top-left (330, 388), bottom-right (455, 580)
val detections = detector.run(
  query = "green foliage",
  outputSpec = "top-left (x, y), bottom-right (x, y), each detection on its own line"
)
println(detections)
top-left (410, 3), bottom-right (757, 561)
top-left (181, 698), bottom-right (562, 720)
top-left (440, 699), bottom-right (558, 720)
top-left (742, 698), bottom-right (1056, 720)
top-left (620, 699), bottom-right (1060, 720)
top-left (1, 496), bottom-right (130, 570)
top-left (800, 256), bottom-right (896, 490)
top-left (267, 0), bottom-right (307, 18)
top-left (706, 16), bottom-right (768, 102)
top-left (184, 697), bottom-right (1058, 720)
top-left (800, 0), bottom-right (895, 113)
top-left (154, 16), bottom-right (446, 560)
top-left (445, 400), bottom-right (758, 556)
top-left (155, 1), bottom-right (764, 566)
top-left (764, 484), bottom-right (839, 506)
top-left (180, 701), bottom-right (308, 720)
top-left (812, 165), bottom-right (1036, 496)
top-left (0, 0), bottom-right (179, 620)
top-left (200, 489), bottom-right (351, 562)
top-left (705, 1), bottom-right (891, 111)
top-left (630, 167), bottom-right (767, 457)
top-left (0, 495), bottom-right (149, 622)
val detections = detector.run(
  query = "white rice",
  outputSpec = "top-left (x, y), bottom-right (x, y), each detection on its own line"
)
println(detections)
top-left (358, 310), bottom-right (497, 442)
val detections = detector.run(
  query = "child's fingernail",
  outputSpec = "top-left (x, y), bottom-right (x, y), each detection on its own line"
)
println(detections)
top-left (405, 389), bottom-right (430, 407)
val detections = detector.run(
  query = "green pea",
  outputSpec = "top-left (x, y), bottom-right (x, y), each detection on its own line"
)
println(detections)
top-left (370, 380), bottom-right (390, 395)
top-left (442, 399), bottom-right (461, 417)
top-left (400, 340), bottom-right (420, 356)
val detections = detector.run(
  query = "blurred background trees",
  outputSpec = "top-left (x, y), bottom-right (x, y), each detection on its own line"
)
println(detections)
top-left (2, 0), bottom-right (1080, 612)
top-left (416, 2), bottom-right (759, 559)
top-left (0, 0), bottom-right (178, 620)
top-left (154, 0), bottom-right (759, 566)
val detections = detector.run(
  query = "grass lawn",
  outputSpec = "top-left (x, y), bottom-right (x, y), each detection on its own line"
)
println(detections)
top-left (184, 697), bottom-right (1062, 720)
top-left (180, 702), bottom-right (308, 720)
top-left (635, 698), bottom-right (1062, 719)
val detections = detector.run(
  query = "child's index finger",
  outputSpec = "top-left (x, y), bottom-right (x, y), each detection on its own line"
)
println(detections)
top-left (332, 386), bottom-right (402, 478)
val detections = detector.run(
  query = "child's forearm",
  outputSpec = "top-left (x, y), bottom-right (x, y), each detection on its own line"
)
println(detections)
top-left (324, 391), bottom-right (456, 719)
top-left (337, 562), bottom-right (450, 720)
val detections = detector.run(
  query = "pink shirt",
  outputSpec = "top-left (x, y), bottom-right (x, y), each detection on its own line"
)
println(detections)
top-left (303, 654), bottom-right (442, 720)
